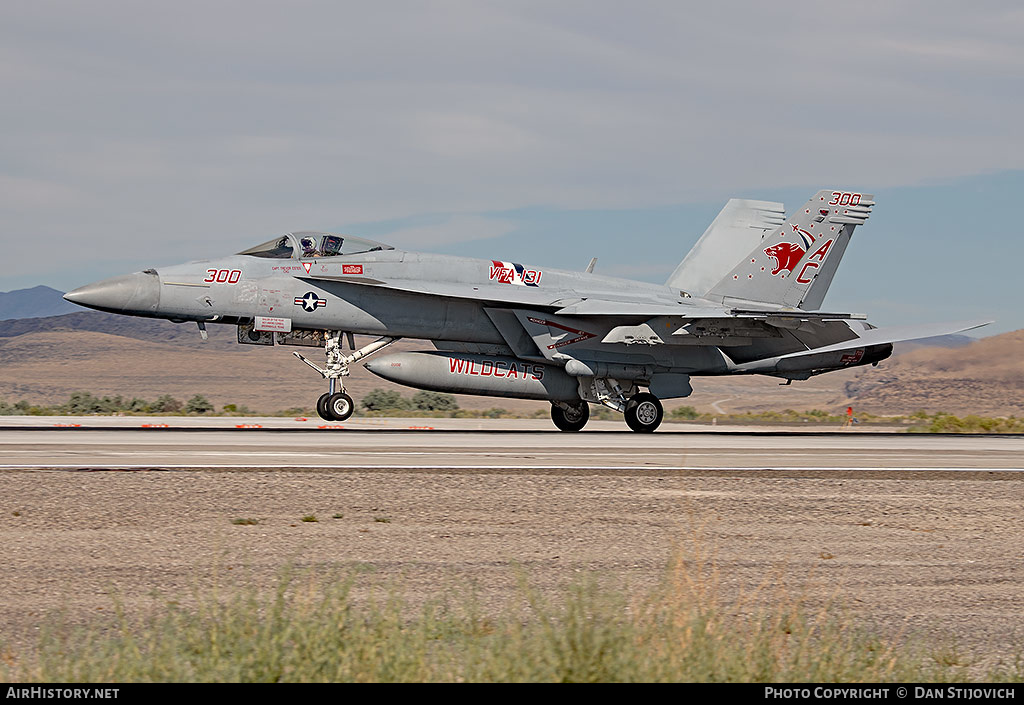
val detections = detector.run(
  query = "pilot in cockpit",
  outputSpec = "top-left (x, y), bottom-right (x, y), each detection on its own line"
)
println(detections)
top-left (300, 236), bottom-right (319, 258)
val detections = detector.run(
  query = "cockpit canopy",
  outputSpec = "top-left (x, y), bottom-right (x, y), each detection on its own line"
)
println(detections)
top-left (238, 231), bottom-right (394, 259)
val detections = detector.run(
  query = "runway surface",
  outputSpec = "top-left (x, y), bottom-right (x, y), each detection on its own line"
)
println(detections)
top-left (2, 416), bottom-right (1022, 472)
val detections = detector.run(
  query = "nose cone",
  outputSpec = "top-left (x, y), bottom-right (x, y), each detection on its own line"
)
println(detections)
top-left (63, 271), bottom-right (161, 315)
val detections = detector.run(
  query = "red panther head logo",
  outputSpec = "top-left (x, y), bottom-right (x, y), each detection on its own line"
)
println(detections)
top-left (763, 242), bottom-right (806, 276)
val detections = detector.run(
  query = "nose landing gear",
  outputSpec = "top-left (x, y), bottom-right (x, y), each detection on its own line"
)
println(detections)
top-left (317, 391), bottom-right (355, 422)
top-left (293, 332), bottom-right (400, 421)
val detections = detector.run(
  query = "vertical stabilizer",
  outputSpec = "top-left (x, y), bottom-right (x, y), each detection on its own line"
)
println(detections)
top-left (705, 190), bottom-right (874, 309)
top-left (666, 199), bottom-right (784, 298)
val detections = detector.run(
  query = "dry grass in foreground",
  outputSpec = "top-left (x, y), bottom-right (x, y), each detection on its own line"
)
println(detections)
top-left (2, 544), bottom-right (1023, 683)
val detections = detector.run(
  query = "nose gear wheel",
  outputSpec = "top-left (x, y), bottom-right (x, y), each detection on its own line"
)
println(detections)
top-left (321, 392), bottom-right (354, 421)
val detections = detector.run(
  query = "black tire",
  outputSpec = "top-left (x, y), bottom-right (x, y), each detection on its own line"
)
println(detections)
top-left (325, 392), bottom-right (355, 421)
top-left (624, 393), bottom-right (663, 433)
top-left (551, 401), bottom-right (590, 432)
top-left (316, 393), bottom-right (333, 421)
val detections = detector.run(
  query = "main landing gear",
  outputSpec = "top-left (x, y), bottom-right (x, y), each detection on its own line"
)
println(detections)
top-left (550, 391), bottom-right (664, 433)
top-left (293, 331), bottom-right (400, 421)
top-left (623, 392), bottom-right (664, 433)
top-left (550, 400), bottom-right (590, 432)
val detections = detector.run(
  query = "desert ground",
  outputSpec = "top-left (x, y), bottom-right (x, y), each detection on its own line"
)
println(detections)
top-left (1, 436), bottom-right (1022, 674)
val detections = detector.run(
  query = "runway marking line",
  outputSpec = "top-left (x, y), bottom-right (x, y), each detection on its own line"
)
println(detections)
top-left (2, 464), bottom-right (1022, 472)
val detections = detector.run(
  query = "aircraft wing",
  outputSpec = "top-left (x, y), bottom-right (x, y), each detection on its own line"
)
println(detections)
top-left (299, 274), bottom-right (564, 308)
top-left (553, 298), bottom-right (727, 318)
top-left (553, 297), bottom-right (867, 320)
top-left (303, 273), bottom-right (722, 313)
top-left (302, 264), bottom-right (876, 322)
top-left (300, 271), bottom-right (990, 351)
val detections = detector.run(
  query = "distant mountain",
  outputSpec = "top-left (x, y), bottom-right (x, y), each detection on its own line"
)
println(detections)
top-left (0, 310), bottom-right (237, 349)
top-left (842, 329), bottom-right (1024, 416)
top-left (892, 333), bottom-right (976, 354)
top-left (0, 286), bottom-right (79, 320)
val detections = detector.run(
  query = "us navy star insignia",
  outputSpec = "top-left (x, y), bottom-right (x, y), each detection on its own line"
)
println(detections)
top-left (294, 292), bottom-right (326, 312)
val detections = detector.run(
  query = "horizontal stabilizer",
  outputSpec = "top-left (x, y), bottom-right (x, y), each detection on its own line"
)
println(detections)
top-left (774, 319), bottom-right (993, 361)
top-left (730, 319), bottom-right (993, 377)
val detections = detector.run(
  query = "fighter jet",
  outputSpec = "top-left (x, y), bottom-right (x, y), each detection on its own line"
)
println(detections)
top-left (64, 189), bottom-right (989, 431)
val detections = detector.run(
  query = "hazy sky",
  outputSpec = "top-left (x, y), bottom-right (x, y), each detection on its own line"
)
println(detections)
top-left (2, 1), bottom-right (1022, 332)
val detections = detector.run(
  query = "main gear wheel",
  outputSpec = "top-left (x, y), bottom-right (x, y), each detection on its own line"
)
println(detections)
top-left (551, 401), bottom-right (590, 432)
top-left (624, 392), bottom-right (663, 433)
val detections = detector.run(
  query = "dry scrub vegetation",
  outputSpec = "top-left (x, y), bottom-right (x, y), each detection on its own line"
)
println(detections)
top-left (3, 542), bottom-right (1022, 683)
